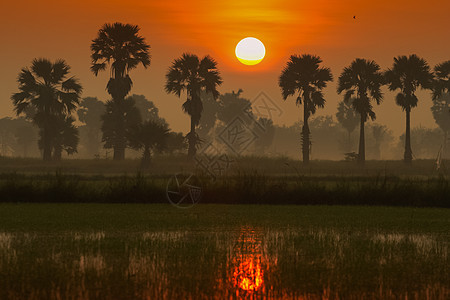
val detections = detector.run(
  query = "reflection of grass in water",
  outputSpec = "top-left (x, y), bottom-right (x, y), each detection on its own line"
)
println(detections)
top-left (0, 204), bottom-right (448, 299)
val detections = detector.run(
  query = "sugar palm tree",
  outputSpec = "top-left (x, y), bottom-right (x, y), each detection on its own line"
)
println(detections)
top-left (336, 99), bottom-right (359, 152)
top-left (279, 54), bottom-right (333, 164)
top-left (128, 120), bottom-right (169, 168)
top-left (165, 53), bottom-right (222, 158)
top-left (433, 60), bottom-right (450, 100)
top-left (44, 116), bottom-right (79, 160)
top-left (337, 58), bottom-right (384, 164)
top-left (385, 55), bottom-right (433, 163)
top-left (91, 22), bottom-right (151, 160)
top-left (11, 58), bottom-right (82, 161)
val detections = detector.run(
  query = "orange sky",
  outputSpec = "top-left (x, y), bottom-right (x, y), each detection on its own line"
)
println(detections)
top-left (1, 0), bottom-right (449, 135)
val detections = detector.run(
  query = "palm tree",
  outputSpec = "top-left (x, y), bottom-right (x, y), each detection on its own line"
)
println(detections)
top-left (336, 99), bottom-right (359, 152)
top-left (165, 53), bottom-right (222, 158)
top-left (91, 22), bottom-right (151, 160)
top-left (385, 55), bottom-right (433, 163)
top-left (279, 54), bottom-right (333, 164)
top-left (128, 120), bottom-right (169, 168)
top-left (337, 58), bottom-right (384, 164)
top-left (45, 116), bottom-right (79, 160)
top-left (433, 60), bottom-right (450, 99)
top-left (11, 58), bottom-right (82, 161)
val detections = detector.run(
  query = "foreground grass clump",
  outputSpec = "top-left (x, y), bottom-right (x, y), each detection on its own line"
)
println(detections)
top-left (0, 204), bottom-right (448, 299)
top-left (0, 171), bottom-right (449, 207)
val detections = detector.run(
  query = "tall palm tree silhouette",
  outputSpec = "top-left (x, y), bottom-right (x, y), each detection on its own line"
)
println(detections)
top-left (433, 60), bottom-right (450, 100)
top-left (165, 53), bottom-right (222, 158)
top-left (385, 55), bottom-right (433, 163)
top-left (337, 58), bottom-right (384, 164)
top-left (279, 54), bottom-right (332, 164)
top-left (11, 58), bottom-right (82, 161)
top-left (90, 22), bottom-right (150, 160)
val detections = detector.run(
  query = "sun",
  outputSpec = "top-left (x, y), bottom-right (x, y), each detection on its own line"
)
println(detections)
top-left (235, 37), bottom-right (266, 66)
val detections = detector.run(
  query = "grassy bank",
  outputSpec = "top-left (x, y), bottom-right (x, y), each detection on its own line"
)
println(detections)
top-left (0, 156), bottom-right (447, 177)
top-left (0, 204), bottom-right (448, 299)
top-left (0, 156), bottom-right (449, 207)
top-left (0, 171), bottom-right (449, 207)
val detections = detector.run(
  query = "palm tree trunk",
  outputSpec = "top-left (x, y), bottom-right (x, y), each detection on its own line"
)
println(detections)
top-left (188, 116), bottom-right (196, 159)
top-left (302, 104), bottom-right (310, 164)
top-left (43, 126), bottom-right (52, 161)
top-left (53, 146), bottom-right (62, 161)
top-left (113, 140), bottom-right (126, 160)
top-left (113, 110), bottom-right (126, 161)
top-left (358, 114), bottom-right (365, 164)
top-left (141, 146), bottom-right (151, 169)
top-left (404, 109), bottom-right (413, 163)
top-left (444, 130), bottom-right (448, 160)
top-left (347, 130), bottom-right (352, 152)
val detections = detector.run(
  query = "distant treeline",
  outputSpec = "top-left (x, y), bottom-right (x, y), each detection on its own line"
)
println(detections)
top-left (6, 22), bottom-right (450, 165)
top-left (1, 92), bottom-right (446, 161)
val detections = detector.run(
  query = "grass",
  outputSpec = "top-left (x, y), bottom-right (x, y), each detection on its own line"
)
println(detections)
top-left (0, 171), bottom-right (449, 207)
top-left (0, 204), bottom-right (448, 299)
top-left (0, 155), bottom-right (448, 177)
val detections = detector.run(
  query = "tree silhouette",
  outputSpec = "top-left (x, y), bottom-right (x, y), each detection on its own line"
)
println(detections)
top-left (431, 93), bottom-right (450, 157)
top-left (101, 97), bottom-right (142, 153)
top-left (128, 120), bottom-right (169, 168)
top-left (91, 23), bottom-right (151, 160)
top-left (254, 118), bottom-right (275, 155)
top-left (336, 100), bottom-right (359, 152)
top-left (11, 58), bottom-right (82, 161)
top-left (371, 124), bottom-right (389, 160)
top-left (165, 53), bottom-right (222, 158)
top-left (197, 91), bottom-right (220, 140)
top-left (130, 94), bottom-right (165, 123)
top-left (0, 117), bottom-right (38, 157)
top-left (337, 58), bottom-right (384, 164)
top-left (279, 54), bottom-right (333, 164)
top-left (77, 97), bottom-right (105, 157)
top-left (48, 116), bottom-right (79, 160)
top-left (385, 55), bottom-right (433, 163)
top-left (14, 117), bottom-right (37, 157)
top-left (166, 132), bottom-right (187, 154)
top-left (217, 90), bottom-right (251, 124)
top-left (433, 60), bottom-right (450, 100)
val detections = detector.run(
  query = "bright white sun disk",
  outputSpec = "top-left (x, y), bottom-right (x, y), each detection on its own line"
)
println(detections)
top-left (235, 37), bottom-right (266, 66)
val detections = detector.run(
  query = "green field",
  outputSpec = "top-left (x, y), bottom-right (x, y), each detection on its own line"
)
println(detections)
top-left (0, 204), bottom-right (448, 299)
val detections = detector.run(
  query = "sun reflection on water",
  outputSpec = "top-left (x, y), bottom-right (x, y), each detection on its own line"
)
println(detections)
top-left (231, 227), bottom-right (266, 295)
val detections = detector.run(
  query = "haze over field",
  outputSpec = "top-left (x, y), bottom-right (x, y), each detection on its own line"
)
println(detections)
top-left (1, 0), bottom-right (449, 136)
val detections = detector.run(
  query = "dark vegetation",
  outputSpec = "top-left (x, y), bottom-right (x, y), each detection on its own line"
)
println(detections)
top-left (1, 21), bottom-right (448, 166)
top-left (1, 22), bottom-right (449, 208)
top-left (0, 157), bottom-right (449, 207)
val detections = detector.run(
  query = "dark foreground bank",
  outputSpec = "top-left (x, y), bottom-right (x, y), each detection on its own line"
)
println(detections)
top-left (0, 172), bottom-right (449, 207)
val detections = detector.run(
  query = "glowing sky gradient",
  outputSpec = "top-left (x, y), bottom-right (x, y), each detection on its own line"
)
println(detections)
top-left (1, 0), bottom-right (449, 135)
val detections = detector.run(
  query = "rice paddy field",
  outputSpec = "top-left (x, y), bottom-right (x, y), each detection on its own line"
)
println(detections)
top-left (0, 204), bottom-right (448, 299)
top-left (0, 157), bottom-right (449, 299)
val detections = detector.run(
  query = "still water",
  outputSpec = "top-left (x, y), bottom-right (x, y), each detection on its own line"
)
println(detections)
top-left (0, 227), bottom-right (448, 299)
